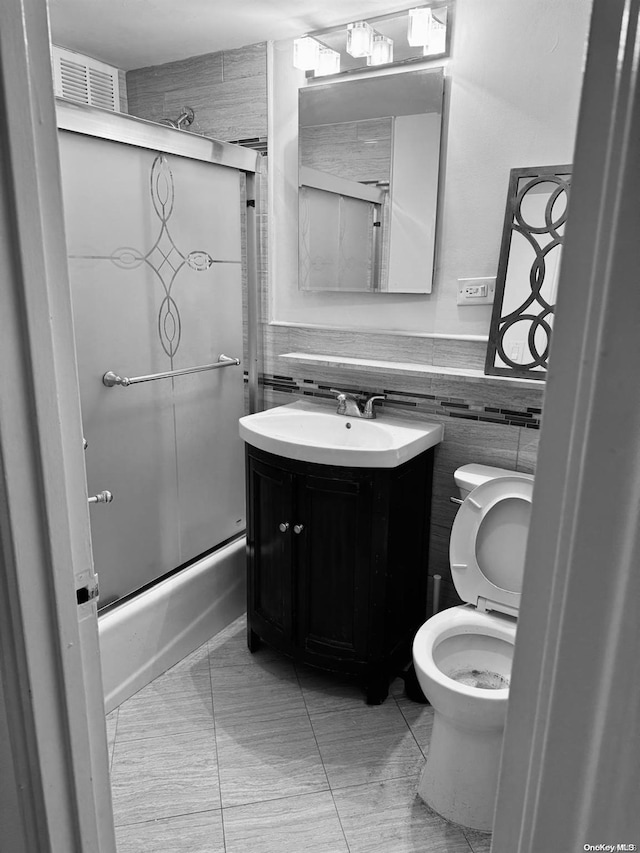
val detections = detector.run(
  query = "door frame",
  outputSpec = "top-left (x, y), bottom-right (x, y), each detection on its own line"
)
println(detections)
top-left (493, 0), bottom-right (640, 847)
top-left (0, 0), bottom-right (114, 850)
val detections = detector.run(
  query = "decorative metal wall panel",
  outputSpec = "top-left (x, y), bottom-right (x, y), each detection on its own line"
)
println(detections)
top-left (485, 165), bottom-right (572, 380)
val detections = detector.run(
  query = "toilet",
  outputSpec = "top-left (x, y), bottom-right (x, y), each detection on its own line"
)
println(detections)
top-left (412, 463), bottom-right (534, 832)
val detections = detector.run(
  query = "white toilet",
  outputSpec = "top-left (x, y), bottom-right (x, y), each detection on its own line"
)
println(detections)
top-left (412, 463), bottom-right (534, 832)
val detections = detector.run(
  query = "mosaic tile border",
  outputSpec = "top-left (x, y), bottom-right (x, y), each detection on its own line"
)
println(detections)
top-left (256, 372), bottom-right (542, 430)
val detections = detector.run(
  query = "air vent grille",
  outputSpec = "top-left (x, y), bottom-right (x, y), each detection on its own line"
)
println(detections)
top-left (52, 46), bottom-right (120, 112)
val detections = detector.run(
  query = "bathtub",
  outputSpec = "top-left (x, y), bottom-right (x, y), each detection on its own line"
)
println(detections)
top-left (99, 535), bottom-right (246, 713)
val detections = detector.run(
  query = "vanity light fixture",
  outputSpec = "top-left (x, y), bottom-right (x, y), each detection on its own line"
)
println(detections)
top-left (367, 33), bottom-right (394, 66)
top-left (293, 36), bottom-right (322, 70)
top-left (293, 4), bottom-right (450, 79)
top-left (424, 13), bottom-right (447, 54)
top-left (346, 21), bottom-right (374, 58)
top-left (315, 46), bottom-right (341, 76)
top-left (407, 7), bottom-right (433, 47)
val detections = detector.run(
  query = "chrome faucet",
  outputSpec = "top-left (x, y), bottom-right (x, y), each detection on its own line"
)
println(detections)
top-left (331, 390), bottom-right (386, 419)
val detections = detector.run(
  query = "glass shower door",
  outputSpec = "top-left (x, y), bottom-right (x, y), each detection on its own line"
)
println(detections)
top-left (59, 131), bottom-right (245, 607)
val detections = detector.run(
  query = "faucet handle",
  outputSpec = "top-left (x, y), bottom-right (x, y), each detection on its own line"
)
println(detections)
top-left (330, 389), bottom-right (347, 415)
top-left (363, 395), bottom-right (386, 418)
top-left (330, 389), bottom-right (362, 416)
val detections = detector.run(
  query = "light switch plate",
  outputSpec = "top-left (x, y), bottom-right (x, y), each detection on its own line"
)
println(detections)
top-left (457, 276), bottom-right (496, 306)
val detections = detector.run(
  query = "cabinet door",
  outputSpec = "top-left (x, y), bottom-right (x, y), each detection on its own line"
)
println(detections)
top-left (295, 470), bottom-right (373, 662)
top-left (246, 453), bottom-right (295, 651)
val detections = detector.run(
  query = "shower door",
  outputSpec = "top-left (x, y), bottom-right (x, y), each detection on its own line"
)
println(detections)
top-left (59, 124), bottom-right (247, 607)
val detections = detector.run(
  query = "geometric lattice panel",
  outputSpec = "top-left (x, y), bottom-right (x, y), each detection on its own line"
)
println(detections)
top-left (485, 165), bottom-right (572, 380)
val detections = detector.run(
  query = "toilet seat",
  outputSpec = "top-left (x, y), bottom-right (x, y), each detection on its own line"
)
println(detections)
top-left (450, 476), bottom-right (533, 617)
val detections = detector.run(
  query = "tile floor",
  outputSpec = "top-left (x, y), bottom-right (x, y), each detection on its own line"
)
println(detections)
top-left (106, 615), bottom-right (491, 853)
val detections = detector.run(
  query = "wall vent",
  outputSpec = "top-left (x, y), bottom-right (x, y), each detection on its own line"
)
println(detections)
top-left (52, 46), bottom-right (121, 112)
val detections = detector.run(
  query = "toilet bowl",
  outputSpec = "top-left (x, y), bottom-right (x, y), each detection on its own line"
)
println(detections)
top-left (412, 464), bottom-right (533, 832)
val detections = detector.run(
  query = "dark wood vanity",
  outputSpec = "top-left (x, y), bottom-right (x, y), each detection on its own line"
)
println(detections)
top-left (245, 444), bottom-right (435, 704)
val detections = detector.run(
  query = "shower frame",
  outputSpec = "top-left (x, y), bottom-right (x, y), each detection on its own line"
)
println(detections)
top-left (56, 100), bottom-right (263, 709)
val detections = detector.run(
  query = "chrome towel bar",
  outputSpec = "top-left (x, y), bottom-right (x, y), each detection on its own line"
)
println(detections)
top-left (102, 354), bottom-right (240, 388)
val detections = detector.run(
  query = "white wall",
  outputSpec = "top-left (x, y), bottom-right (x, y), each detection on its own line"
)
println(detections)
top-left (270, 0), bottom-right (592, 336)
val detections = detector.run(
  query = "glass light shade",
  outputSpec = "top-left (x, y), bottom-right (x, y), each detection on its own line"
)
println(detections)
top-left (367, 34), bottom-right (394, 66)
top-left (407, 7), bottom-right (432, 47)
top-left (347, 21), bottom-right (374, 57)
top-left (423, 15), bottom-right (447, 55)
top-left (315, 46), bottom-right (340, 76)
top-left (293, 36), bottom-right (321, 70)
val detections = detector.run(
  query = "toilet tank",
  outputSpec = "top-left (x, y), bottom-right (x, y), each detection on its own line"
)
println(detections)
top-left (454, 463), bottom-right (534, 499)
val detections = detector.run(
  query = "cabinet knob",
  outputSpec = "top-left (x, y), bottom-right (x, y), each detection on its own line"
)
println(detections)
top-left (278, 522), bottom-right (290, 533)
top-left (293, 524), bottom-right (304, 534)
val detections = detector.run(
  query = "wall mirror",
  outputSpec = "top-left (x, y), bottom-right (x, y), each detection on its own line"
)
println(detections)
top-left (485, 165), bottom-right (572, 380)
top-left (298, 67), bottom-right (444, 294)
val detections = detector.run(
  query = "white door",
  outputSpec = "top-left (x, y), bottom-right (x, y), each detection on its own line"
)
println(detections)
top-left (492, 0), bottom-right (640, 847)
top-left (0, 0), bottom-right (115, 850)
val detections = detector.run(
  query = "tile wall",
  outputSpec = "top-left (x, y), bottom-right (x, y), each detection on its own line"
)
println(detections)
top-left (300, 118), bottom-right (392, 182)
top-left (126, 44), bottom-right (267, 141)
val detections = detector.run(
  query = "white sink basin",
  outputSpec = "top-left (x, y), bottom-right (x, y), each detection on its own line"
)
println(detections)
top-left (239, 400), bottom-right (444, 468)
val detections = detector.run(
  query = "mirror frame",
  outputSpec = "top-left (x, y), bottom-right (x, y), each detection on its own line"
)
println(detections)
top-left (485, 164), bottom-right (572, 380)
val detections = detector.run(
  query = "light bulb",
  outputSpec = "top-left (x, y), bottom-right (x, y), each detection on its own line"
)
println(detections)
top-left (315, 46), bottom-right (340, 76)
top-left (346, 21), bottom-right (374, 58)
top-left (293, 36), bottom-right (321, 70)
top-left (367, 34), bottom-right (393, 66)
top-left (407, 7), bottom-right (432, 47)
top-left (423, 14), bottom-right (447, 54)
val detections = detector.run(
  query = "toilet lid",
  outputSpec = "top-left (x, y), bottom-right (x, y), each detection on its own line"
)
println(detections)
top-left (449, 476), bottom-right (533, 616)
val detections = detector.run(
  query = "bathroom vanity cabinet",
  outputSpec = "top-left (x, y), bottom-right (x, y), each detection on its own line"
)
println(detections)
top-left (245, 444), bottom-right (434, 704)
